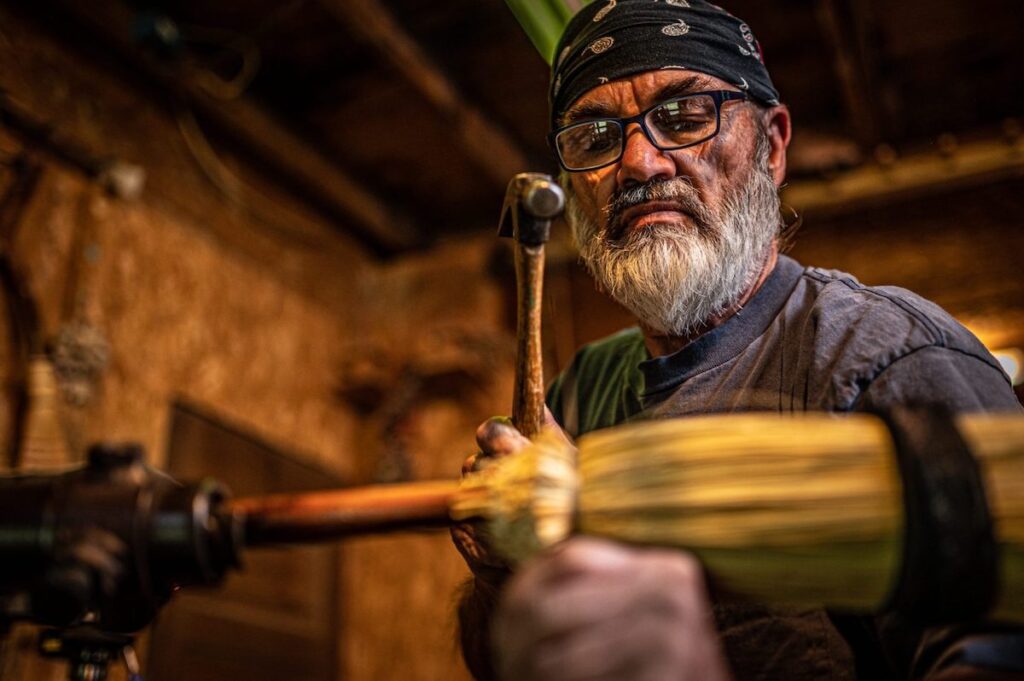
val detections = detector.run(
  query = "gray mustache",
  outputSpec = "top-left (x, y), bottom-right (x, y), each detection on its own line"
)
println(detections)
top-left (605, 178), bottom-right (712, 239)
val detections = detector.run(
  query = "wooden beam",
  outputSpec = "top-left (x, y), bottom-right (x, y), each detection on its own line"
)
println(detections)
top-left (783, 135), bottom-right (1024, 215)
top-left (537, 136), bottom-right (1024, 265)
top-left (320, 0), bottom-right (531, 186)
top-left (46, 0), bottom-right (421, 255)
top-left (815, 0), bottom-right (882, 148)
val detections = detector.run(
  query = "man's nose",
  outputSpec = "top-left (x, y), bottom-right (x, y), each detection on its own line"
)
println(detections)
top-left (616, 124), bottom-right (676, 187)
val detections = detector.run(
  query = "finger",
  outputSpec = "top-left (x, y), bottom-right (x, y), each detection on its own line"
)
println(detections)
top-left (519, 537), bottom-right (641, 587)
top-left (462, 451), bottom-right (487, 476)
top-left (451, 523), bottom-right (489, 566)
top-left (500, 541), bottom-right (711, 640)
top-left (500, 575), bottom-right (640, 644)
top-left (462, 449), bottom-right (512, 476)
top-left (528, 618), bottom-right (658, 681)
top-left (506, 601), bottom-right (722, 681)
top-left (475, 417), bottom-right (530, 457)
top-left (542, 406), bottom-right (576, 447)
top-left (500, 610), bottom-right (663, 681)
top-left (451, 523), bottom-right (511, 575)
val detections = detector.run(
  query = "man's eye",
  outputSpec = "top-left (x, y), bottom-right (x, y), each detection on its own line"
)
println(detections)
top-left (584, 124), bottom-right (619, 152)
top-left (653, 116), bottom-right (705, 133)
top-left (562, 122), bottom-right (619, 155)
top-left (652, 108), bottom-right (709, 131)
top-left (650, 97), bottom-right (715, 135)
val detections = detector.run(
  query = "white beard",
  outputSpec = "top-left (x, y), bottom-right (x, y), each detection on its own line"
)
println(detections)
top-left (567, 143), bottom-right (781, 336)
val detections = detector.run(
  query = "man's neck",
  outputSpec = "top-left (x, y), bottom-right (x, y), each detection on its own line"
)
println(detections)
top-left (641, 244), bottom-right (780, 358)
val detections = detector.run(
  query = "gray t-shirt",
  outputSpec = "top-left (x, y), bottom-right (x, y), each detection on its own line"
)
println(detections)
top-left (546, 255), bottom-right (1022, 680)
top-left (549, 254), bottom-right (1019, 438)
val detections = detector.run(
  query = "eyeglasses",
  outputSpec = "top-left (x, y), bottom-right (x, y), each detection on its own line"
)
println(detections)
top-left (550, 90), bottom-right (748, 172)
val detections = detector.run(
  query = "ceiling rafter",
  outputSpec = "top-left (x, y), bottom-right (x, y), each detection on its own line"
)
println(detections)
top-left (783, 135), bottom-right (1024, 216)
top-left (320, 0), bottom-right (531, 187)
top-left (815, 0), bottom-right (883, 149)
top-left (47, 0), bottom-right (422, 256)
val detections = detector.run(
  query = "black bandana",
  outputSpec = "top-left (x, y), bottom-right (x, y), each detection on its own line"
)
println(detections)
top-left (550, 0), bottom-right (781, 130)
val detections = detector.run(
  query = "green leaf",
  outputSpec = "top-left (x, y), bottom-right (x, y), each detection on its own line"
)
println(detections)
top-left (504, 0), bottom-right (597, 65)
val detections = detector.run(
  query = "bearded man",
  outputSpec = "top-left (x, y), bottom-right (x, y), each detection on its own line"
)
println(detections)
top-left (452, 1), bottom-right (1024, 680)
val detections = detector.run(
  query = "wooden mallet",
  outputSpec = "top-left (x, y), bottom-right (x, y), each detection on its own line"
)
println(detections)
top-left (497, 172), bottom-right (565, 438)
top-left (233, 173), bottom-right (567, 544)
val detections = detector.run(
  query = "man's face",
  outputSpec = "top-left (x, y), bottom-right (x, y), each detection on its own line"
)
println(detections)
top-left (560, 68), bottom-right (789, 336)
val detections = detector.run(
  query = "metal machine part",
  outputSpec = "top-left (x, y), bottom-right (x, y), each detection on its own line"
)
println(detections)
top-left (38, 627), bottom-right (141, 681)
top-left (0, 443), bottom-right (240, 633)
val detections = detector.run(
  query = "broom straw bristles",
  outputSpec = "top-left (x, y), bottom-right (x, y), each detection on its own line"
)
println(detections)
top-left (576, 414), bottom-right (903, 610)
top-left (450, 429), bottom-right (578, 562)
top-left (453, 411), bottom-right (1024, 617)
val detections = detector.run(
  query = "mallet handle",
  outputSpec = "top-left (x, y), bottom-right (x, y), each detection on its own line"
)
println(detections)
top-left (512, 242), bottom-right (546, 439)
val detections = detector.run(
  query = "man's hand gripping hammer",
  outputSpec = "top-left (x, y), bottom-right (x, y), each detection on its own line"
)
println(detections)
top-left (498, 173), bottom-right (566, 439)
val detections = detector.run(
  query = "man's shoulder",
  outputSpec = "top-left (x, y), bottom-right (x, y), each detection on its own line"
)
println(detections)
top-left (787, 263), bottom-right (1009, 409)
top-left (571, 327), bottom-right (646, 365)
top-left (546, 327), bottom-right (647, 436)
top-left (796, 265), bottom-right (988, 357)
top-left (553, 326), bottom-right (646, 398)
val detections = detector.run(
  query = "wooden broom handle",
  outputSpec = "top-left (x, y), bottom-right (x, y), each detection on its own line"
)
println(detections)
top-left (231, 480), bottom-right (458, 546)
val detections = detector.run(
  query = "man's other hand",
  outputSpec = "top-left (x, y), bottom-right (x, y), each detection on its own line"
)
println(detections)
top-left (493, 537), bottom-right (732, 681)
top-left (451, 416), bottom-right (528, 585)
top-left (451, 409), bottom-right (571, 585)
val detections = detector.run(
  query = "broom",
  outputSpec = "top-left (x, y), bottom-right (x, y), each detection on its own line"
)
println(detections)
top-left (236, 410), bottom-right (1024, 622)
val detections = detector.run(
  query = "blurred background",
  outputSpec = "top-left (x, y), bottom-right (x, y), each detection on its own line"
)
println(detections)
top-left (0, 0), bottom-right (1021, 679)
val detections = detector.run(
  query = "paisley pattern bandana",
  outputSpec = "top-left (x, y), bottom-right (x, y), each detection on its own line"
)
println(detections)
top-left (550, 0), bottom-right (781, 129)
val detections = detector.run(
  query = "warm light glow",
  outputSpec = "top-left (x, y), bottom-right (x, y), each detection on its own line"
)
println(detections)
top-left (994, 348), bottom-right (1024, 386)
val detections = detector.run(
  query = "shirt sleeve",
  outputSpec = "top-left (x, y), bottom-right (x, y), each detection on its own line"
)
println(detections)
top-left (854, 345), bottom-right (1022, 415)
top-left (850, 346), bottom-right (1023, 679)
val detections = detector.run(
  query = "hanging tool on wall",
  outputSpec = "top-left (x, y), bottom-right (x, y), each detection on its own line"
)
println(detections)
top-left (0, 93), bottom-right (145, 200)
top-left (0, 155), bottom-right (44, 468)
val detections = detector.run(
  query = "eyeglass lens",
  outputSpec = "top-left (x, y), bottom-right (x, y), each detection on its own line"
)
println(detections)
top-left (555, 94), bottom-right (720, 171)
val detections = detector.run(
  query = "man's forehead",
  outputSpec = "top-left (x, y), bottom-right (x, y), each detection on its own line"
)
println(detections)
top-left (562, 70), bottom-right (724, 125)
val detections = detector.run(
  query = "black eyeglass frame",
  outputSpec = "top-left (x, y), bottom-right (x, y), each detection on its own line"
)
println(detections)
top-left (549, 89), bottom-right (749, 172)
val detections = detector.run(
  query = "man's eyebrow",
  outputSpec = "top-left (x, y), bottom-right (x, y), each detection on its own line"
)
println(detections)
top-left (562, 101), bottom-right (617, 127)
top-left (559, 75), bottom-right (718, 127)
top-left (650, 76), bottom-right (715, 104)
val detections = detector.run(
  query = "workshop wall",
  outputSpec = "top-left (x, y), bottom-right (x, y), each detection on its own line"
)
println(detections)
top-left (3, 3), bottom-right (1020, 681)
top-left (0, 5), bottom-right (500, 680)
top-left (789, 179), bottom-right (1024, 359)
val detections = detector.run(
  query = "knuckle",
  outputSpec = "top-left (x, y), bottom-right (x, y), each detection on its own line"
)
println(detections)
top-left (475, 417), bottom-right (508, 444)
top-left (659, 550), bottom-right (703, 586)
top-left (547, 540), bottom-right (593, 574)
top-left (474, 420), bottom-right (495, 446)
top-left (462, 451), bottom-right (496, 475)
top-left (475, 417), bottom-right (523, 454)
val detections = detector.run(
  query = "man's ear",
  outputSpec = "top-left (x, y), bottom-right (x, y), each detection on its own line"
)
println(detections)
top-left (764, 105), bottom-right (792, 188)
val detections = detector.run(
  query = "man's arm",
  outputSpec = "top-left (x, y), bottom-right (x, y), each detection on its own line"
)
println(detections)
top-left (854, 345), bottom-right (1021, 415)
top-left (452, 418), bottom-right (530, 680)
top-left (853, 345), bottom-right (1024, 680)
top-left (456, 575), bottom-right (503, 681)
